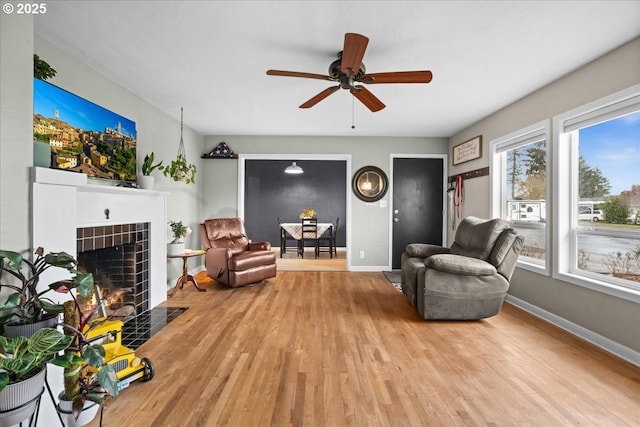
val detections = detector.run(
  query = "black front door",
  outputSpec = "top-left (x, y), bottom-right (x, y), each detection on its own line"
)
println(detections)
top-left (391, 157), bottom-right (445, 268)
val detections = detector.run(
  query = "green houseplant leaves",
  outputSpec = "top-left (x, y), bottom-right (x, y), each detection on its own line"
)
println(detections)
top-left (161, 154), bottom-right (196, 184)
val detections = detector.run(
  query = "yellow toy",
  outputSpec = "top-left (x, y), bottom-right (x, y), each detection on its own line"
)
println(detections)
top-left (84, 289), bottom-right (155, 391)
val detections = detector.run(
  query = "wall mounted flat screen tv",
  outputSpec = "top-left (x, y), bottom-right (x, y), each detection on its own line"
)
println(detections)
top-left (33, 78), bottom-right (137, 184)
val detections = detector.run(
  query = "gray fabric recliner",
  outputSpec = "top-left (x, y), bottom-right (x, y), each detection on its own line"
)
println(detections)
top-left (400, 216), bottom-right (523, 320)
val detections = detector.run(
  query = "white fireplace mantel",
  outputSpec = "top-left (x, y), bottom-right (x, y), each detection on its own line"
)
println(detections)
top-left (31, 167), bottom-right (168, 309)
top-left (30, 166), bottom-right (169, 424)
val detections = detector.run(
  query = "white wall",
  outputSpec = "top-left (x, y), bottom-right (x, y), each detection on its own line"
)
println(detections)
top-left (201, 135), bottom-right (448, 268)
top-left (448, 38), bottom-right (640, 357)
top-left (0, 9), bottom-right (32, 252)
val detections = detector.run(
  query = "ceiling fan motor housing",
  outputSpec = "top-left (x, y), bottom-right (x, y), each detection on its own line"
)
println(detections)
top-left (329, 54), bottom-right (366, 89)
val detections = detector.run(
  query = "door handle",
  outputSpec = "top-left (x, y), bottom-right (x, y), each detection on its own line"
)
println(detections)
top-left (393, 218), bottom-right (399, 222)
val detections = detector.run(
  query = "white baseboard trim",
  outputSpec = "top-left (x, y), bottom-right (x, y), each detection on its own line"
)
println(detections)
top-left (348, 265), bottom-right (390, 272)
top-left (505, 295), bottom-right (640, 367)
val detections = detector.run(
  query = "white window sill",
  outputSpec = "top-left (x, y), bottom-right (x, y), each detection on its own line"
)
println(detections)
top-left (517, 259), bottom-right (549, 276)
top-left (553, 271), bottom-right (640, 303)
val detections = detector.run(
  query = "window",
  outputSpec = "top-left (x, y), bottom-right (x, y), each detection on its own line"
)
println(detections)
top-left (554, 85), bottom-right (640, 301)
top-left (491, 120), bottom-right (550, 273)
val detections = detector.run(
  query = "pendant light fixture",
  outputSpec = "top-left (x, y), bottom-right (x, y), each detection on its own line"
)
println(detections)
top-left (284, 161), bottom-right (304, 174)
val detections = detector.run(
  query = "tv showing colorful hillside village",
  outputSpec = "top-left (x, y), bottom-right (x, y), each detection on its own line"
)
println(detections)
top-left (33, 78), bottom-right (137, 183)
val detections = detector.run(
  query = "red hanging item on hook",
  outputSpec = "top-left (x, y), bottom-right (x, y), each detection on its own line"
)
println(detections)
top-left (454, 175), bottom-right (464, 219)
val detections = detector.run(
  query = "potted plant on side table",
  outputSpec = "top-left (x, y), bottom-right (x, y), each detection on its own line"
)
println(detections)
top-left (139, 152), bottom-right (163, 190)
top-left (167, 221), bottom-right (191, 256)
top-left (0, 328), bottom-right (73, 426)
top-left (0, 247), bottom-right (94, 338)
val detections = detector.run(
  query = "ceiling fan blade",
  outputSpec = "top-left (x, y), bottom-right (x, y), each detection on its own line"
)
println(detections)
top-left (361, 70), bottom-right (433, 84)
top-left (341, 33), bottom-right (369, 76)
top-left (299, 86), bottom-right (340, 109)
top-left (350, 85), bottom-right (385, 112)
top-left (267, 70), bottom-right (333, 81)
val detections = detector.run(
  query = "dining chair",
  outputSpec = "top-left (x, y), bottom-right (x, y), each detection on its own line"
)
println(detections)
top-left (331, 217), bottom-right (339, 257)
top-left (300, 217), bottom-right (319, 258)
top-left (278, 217), bottom-right (298, 258)
top-left (317, 217), bottom-right (338, 258)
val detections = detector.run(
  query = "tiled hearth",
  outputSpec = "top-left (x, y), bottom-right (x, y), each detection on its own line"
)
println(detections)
top-left (122, 307), bottom-right (188, 349)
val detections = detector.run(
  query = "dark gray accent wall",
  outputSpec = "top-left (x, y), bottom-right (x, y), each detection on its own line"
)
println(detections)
top-left (244, 159), bottom-right (347, 247)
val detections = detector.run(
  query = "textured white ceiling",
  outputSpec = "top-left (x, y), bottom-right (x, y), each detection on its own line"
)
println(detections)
top-left (34, 1), bottom-right (640, 137)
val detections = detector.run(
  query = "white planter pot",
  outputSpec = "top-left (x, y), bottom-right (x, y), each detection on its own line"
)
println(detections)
top-left (167, 242), bottom-right (185, 256)
top-left (3, 314), bottom-right (59, 338)
top-left (138, 175), bottom-right (155, 190)
top-left (0, 367), bottom-right (46, 427)
top-left (57, 392), bottom-right (100, 427)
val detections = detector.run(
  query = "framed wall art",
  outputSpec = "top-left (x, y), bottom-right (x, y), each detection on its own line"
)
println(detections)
top-left (452, 135), bottom-right (482, 165)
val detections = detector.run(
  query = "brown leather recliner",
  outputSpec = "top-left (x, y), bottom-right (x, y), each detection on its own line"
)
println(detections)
top-left (200, 218), bottom-right (277, 288)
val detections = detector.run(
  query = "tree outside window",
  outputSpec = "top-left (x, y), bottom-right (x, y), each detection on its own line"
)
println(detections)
top-left (492, 122), bottom-right (550, 272)
top-left (574, 110), bottom-right (640, 286)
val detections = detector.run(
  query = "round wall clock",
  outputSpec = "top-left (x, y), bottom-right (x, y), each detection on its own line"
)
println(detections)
top-left (352, 166), bottom-right (388, 202)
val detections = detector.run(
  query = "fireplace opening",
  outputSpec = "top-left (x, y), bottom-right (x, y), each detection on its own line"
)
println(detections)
top-left (76, 223), bottom-right (149, 321)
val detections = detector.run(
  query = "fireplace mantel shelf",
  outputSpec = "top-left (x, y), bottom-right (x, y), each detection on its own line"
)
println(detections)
top-left (76, 184), bottom-right (169, 197)
top-left (32, 167), bottom-right (168, 196)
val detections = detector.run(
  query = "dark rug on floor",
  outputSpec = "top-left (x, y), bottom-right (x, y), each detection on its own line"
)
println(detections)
top-left (383, 270), bottom-right (402, 292)
top-left (121, 307), bottom-right (188, 350)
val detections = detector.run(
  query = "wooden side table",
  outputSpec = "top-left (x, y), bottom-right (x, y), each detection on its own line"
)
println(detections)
top-left (168, 249), bottom-right (206, 297)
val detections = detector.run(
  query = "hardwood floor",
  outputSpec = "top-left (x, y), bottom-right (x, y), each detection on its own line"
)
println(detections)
top-left (90, 270), bottom-right (640, 426)
top-left (276, 248), bottom-right (347, 271)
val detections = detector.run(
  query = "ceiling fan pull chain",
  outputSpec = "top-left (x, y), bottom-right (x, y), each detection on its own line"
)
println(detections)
top-left (351, 95), bottom-right (356, 129)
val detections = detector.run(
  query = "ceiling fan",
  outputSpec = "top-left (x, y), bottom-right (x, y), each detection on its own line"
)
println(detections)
top-left (266, 32), bottom-right (433, 112)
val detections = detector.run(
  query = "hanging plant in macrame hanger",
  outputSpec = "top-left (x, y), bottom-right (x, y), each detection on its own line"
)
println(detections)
top-left (162, 107), bottom-right (197, 184)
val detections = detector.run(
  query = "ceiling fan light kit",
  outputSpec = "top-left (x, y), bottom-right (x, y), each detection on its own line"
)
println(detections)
top-left (266, 32), bottom-right (433, 112)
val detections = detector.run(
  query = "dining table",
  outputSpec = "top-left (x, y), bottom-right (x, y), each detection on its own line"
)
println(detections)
top-left (280, 222), bottom-right (333, 258)
top-left (280, 222), bottom-right (333, 240)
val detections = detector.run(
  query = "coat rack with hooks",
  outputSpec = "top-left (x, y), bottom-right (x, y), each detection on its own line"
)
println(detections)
top-left (448, 166), bottom-right (489, 182)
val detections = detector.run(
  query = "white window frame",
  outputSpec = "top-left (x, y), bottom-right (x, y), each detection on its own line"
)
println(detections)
top-left (490, 119), bottom-right (551, 275)
top-left (553, 84), bottom-right (640, 303)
